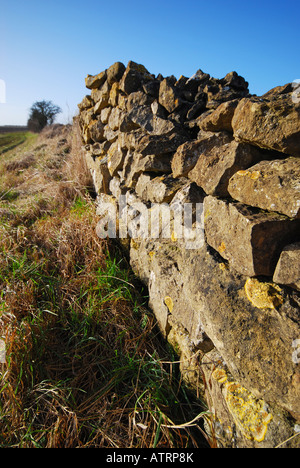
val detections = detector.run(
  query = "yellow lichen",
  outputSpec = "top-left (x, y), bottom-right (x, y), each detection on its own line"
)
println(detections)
top-left (171, 231), bottom-right (177, 242)
top-left (224, 381), bottom-right (273, 442)
top-left (250, 171), bottom-right (261, 180)
top-left (245, 278), bottom-right (284, 309)
top-left (219, 262), bottom-right (229, 272)
top-left (164, 296), bottom-right (174, 313)
top-left (218, 242), bottom-right (226, 254)
top-left (212, 368), bottom-right (228, 384)
top-left (236, 170), bottom-right (260, 180)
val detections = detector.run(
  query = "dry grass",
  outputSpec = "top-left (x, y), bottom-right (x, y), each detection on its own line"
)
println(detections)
top-left (0, 124), bottom-right (210, 448)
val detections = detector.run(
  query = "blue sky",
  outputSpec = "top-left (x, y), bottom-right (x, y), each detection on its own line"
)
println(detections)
top-left (1, 0), bottom-right (299, 125)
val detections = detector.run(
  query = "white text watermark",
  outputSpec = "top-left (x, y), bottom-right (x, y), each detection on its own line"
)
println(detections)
top-left (292, 339), bottom-right (300, 364)
top-left (96, 195), bottom-right (204, 250)
top-left (0, 339), bottom-right (6, 363)
top-left (0, 79), bottom-right (6, 104)
top-left (292, 79), bottom-right (300, 104)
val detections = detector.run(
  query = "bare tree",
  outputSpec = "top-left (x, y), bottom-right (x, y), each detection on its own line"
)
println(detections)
top-left (27, 100), bottom-right (62, 132)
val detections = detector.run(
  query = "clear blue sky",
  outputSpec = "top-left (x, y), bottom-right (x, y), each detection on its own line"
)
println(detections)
top-left (1, 0), bottom-right (299, 125)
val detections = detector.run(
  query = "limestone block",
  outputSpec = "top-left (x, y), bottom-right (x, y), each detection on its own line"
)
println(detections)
top-left (108, 82), bottom-right (120, 107)
top-left (85, 70), bottom-right (107, 89)
top-left (107, 107), bottom-right (122, 131)
top-left (136, 133), bottom-right (188, 157)
top-left (107, 142), bottom-right (126, 176)
top-left (232, 95), bottom-right (300, 157)
top-left (142, 175), bottom-right (189, 203)
top-left (273, 242), bottom-right (300, 290)
top-left (119, 61), bottom-right (152, 95)
top-left (85, 154), bottom-right (110, 194)
top-left (199, 99), bottom-right (239, 132)
top-left (188, 140), bottom-right (269, 197)
top-left (88, 119), bottom-right (105, 143)
top-left (204, 195), bottom-right (300, 276)
top-left (184, 244), bottom-right (300, 421)
top-left (228, 157), bottom-right (300, 218)
top-left (106, 61), bottom-right (126, 85)
top-left (127, 105), bottom-right (176, 135)
top-left (159, 78), bottom-right (182, 113)
top-left (78, 95), bottom-right (94, 111)
top-left (92, 81), bottom-right (111, 111)
top-left (171, 132), bottom-right (232, 178)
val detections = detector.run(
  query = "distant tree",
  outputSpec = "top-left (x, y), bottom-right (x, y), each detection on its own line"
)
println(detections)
top-left (27, 100), bottom-right (62, 132)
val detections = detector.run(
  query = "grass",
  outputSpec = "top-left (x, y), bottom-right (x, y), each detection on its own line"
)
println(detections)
top-left (0, 132), bottom-right (37, 155)
top-left (0, 124), bottom-right (210, 448)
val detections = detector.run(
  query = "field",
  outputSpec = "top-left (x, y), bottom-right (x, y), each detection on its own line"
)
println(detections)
top-left (0, 126), bottom-right (210, 448)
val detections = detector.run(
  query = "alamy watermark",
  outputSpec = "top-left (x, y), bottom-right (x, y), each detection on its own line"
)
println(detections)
top-left (292, 79), bottom-right (300, 104)
top-left (0, 79), bottom-right (6, 104)
top-left (96, 195), bottom-right (204, 250)
top-left (0, 339), bottom-right (6, 363)
top-left (292, 339), bottom-right (300, 365)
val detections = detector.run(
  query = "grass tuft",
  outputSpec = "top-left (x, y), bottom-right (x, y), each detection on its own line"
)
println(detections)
top-left (0, 125), bottom-right (210, 448)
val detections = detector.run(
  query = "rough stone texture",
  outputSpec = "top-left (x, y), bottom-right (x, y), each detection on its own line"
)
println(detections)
top-left (78, 60), bottom-right (300, 448)
top-left (232, 94), bottom-right (300, 157)
top-left (228, 157), bottom-right (300, 218)
top-left (204, 195), bottom-right (300, 277)
top-left (273, 242), bottom-right (300, 291)
top-left (188, 139), bottom-right (272, 197)
top-left (171, 131), bottom-right (231, 178)
top-left (199, 99), bottom-right (239, 132)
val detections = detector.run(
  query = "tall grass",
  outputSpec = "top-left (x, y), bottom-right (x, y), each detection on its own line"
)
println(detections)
top-left (0, 125), bottom-right (210, 448)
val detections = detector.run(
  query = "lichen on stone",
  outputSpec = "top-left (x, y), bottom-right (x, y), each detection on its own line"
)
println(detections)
top-left (244, 277), bottom-right (284, 309)
top-left (212, 368), bottom-right (228, 384)
top-left (164, 296), bottom-right (174, 313)
top-left (224, 381), bottom-right (273, 442)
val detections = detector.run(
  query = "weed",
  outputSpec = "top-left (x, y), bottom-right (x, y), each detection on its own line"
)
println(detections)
top-left (0, 125), bottom-right (210, 448)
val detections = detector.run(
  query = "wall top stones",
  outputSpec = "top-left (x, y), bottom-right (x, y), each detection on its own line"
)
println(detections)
top-left (77, 60), bottom-right (300, 448)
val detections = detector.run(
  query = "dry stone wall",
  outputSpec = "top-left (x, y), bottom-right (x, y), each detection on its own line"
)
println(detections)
top-left (77, 61), bottom-right (300, 448)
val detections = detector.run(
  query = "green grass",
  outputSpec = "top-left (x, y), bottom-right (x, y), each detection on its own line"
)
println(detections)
top-left (0, 132), bottom-right (36, 155)
top-left (0, 126), bottom-right (210, 448)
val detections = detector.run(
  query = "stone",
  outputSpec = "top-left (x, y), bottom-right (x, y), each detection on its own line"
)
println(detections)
top-left (107, 141), bottom-right (126, 176)
top-left (85, 153), bottom-right (110, 194)
top-left (186, 97), bottom-right (207, 120)
top-left (141, 174), bottom-right (189, 203)
top-left (232, 94), bottom-right (300, 157)
top-left (223, 71), bottom-right (249, 90)
top-left (79, 108), bottom-right (95, 128)
top-left (108, 107), bottom-right (122, 131)
top-left (78, 95), bottom-right (94, 111)
top-left (106, 61), bottom-right (126, 85)
top-left (88, 119), bottom-right (105, 142)
top-left (93, 90), bottom-right (110, 113)
top-left (273, 242), bottom-right (300, 291)
top-left (119, 61), bottom-right (152, 95)
top-left (171, 132), bottom-right (232, 178)
top-left (184, 244), bottom-right (300, 422)
top-left (228, 157), bottom-right (300, 218)
top-left (100, 106), bottom-right (112, 125)
top-left (121, 152), bottom-right (172, 189)
top-left (188, 140), bottom-right (272, 197)
top-left (85, 70), bottom-right (107, 89)
top-left (199, 99), bottom-right (239, 132)
top-left (159, 78), bottom-right (182, 113)
top-left (127, 105), bottom-right (176, 135)
top-left (108, 82), bottom-right (120, 107)
top-left (204, 195), bottom-right (300, 276)
top-left (135, 173), bottom-right (152, 200)
top-left (130, 235), bottom-right (300, 426)
top-left (134, 133), bottom-right (188, 157)
top-left (126, 90), bottom-right (154, 112)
